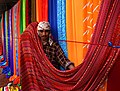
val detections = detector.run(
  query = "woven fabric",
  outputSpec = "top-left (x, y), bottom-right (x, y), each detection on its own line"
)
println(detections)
top-left (26, 0), bottom-right (31, 26)
top-left (107, 14), bottom-right (120, 91)
top-left (0, 18), bottom-right (2, 56)
top-left (20, 20), bottom-right (119, 91)
top-left (20, 0), bottom-right (120, 90)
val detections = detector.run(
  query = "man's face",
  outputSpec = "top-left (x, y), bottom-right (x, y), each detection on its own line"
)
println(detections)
top-left (38, 29), bottom-right (50, 42)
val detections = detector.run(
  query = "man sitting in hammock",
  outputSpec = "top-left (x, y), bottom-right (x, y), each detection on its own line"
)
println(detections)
top-left (37, 21), bottom-right (74, 70)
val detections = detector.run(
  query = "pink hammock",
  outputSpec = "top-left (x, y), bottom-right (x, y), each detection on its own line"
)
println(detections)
top-left (20, 0), bottom-right (120, 90)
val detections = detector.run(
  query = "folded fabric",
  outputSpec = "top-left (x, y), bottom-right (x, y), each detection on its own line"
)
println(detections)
top-left (20, 21), bottom-right (120, 91)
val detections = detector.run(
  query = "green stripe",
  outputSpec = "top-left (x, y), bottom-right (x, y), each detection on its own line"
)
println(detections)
top-left (20, 0), bottom-right (26, 34)
top-left (22, 0), bottom-right (26, 31)
top-left (20, 0), bottom-right (23, 34)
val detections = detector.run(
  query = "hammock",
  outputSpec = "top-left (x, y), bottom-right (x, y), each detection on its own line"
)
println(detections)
top-left (20, 0), bottom-right (120, 90)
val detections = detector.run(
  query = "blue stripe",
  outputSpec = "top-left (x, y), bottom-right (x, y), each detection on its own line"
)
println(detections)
top-left (57, 0), bottom-right (68, 57)
top-left (8, 10), bottom-right (13, 76)
top-left (48, 0), bottom-right (58, 41)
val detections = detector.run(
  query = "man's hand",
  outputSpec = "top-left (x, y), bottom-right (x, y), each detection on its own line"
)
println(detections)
top-left (68, 64), bottom-right (75, 70)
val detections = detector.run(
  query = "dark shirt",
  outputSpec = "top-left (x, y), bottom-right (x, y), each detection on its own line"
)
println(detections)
top-left (42, 39), bottom-right (74, 70)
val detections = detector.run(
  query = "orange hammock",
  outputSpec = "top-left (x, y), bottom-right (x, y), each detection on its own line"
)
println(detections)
top-left (20, 0), bottom-right (120, 90)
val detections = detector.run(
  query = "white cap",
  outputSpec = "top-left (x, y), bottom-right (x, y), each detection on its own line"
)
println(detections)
top-left (37, 21), bottom-right (50, 30)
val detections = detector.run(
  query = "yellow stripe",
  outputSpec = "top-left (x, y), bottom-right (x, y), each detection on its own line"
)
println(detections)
top-left (66, 0), bottom-right (84, 66)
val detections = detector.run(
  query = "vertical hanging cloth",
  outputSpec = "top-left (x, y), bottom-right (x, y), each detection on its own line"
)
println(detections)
top-left (82, 0), bottom-right (101, 59)
top-left (26, 0), bottom-right (31, 26)
top-left (3, 12), bottom-right (10, 69)
top-left (12, 2), bottom-right (21, 76)
top-left (66, 0), bottom-right (85, 65)
top-left (107, 11), bottom-right (120, 91)
top-left (0, 17), bottom-right (2, 56)
top-left (12, 4), bottom-right (17, 76)
top-left (20, 0), bottom-right (26, 34)
top-left (48, 0), bottom-right (58, 40)
top-left (0, 15), bottom-right (5, 67)
top-left (4, 12), bottom-right (8, 61)
top-left (57, 0), bottom-right (68, 57)
top-left (31, 0), bottom-right (36, 22)
top-left (66, 0), bottom-right (101, 66)
top-left (36, 0), bottom-right (48, 22)
top-left (16, 1), bottom-right (21, 76)
top-left (0, 15), bottom-right (8, 67)
top-left (20, 0), bottom-right (120, 90)
top-left (8, 9), bottom-right (14, 76)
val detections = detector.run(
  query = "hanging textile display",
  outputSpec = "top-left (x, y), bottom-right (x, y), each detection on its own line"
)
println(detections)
top-left (0, 16), bottom-right (2, 56)
top-left (4, 11), bottom-right (9, 65)
top-left (8, 9), bottom-right (13, 76)
top-left (1, 12), bottom-right (9, 69)
top-left (0, 0), bottom-right (120, 90)
top-left (57, 0), bottom-right (68, 57)
top-left (66, 0), bottom-right (83, 65)
top-left (20, 0), bottom-right (26, 33)
top-left (66, 0), bottom-right (101, 66)
top-left (0, 16), bottom-right (4, 67)
top-left (0, 1), bottom-right (21, 90)
top-left (16, 1), bottom-right (21, 77)
top-left (20, 0), bottom-right (120, 90)
top-left (107, 12), bottom-right (120, 91)
top-left (82, 0), bottom-right (101, 60)
top-left (36, 0), bottom-right (48, 22)
top-left (31, 0), bottom-right (36, 22)
top-left (0, 15), bottom-right (8, 68)
top-left (26, 0), bottom-right (31, 26)
top-left (12, 2), bottom-right (20, 76)
top-left (48, 0), bottom-right (58, 40)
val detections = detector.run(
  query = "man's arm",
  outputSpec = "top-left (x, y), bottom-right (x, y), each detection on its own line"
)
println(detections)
top-left (55, 42), bottom-right (75, 70)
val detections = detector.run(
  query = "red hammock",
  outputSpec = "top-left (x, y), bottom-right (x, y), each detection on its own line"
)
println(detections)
top-left (20, 0), bottom-right (120, 90)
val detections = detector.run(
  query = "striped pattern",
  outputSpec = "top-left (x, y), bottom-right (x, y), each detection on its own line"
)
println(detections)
top-left (0, 0), bottom-right (120, 91)
top-left (0, 17), bottom-right (2, 56)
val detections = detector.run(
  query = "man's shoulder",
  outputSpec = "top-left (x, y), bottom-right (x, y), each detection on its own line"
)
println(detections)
top-left (51, 40), bottom-right (60, 47)
top-left (49, 37), bottom-right (60, 47)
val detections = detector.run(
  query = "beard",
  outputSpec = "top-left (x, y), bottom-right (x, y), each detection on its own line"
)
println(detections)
top-left (41, 36), bottom-right (49, 41)
top-left (39, 36), bottom-right (49, 46)
top-left (38, 33), bottom-right (50, 45)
